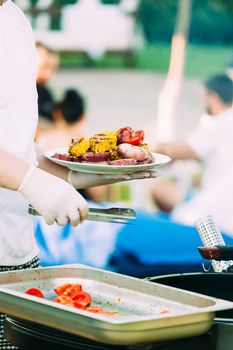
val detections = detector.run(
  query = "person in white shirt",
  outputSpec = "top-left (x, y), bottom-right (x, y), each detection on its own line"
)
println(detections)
top-left (0, 1), bottom-right (157, 348)
top-left (153, 74), bottom-right (233, 233)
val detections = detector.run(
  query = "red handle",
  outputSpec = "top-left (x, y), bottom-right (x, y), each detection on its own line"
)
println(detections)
top-left (198, 247), bottom-right (220, 260)
top-left (198, 246), bottom-right (233, 261)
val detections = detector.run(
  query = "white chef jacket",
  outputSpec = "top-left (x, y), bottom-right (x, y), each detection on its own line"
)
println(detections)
top-left (172, 107), bottom-right (233, 235)
top-left (0, 0), bottom-right (39, 265)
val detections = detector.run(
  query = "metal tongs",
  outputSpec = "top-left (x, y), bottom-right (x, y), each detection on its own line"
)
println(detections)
top-left (28, 205), bottom-right (136, 224)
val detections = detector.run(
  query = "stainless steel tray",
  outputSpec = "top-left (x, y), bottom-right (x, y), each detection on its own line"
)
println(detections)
top-left (0, 264), bottom-right (232, 345)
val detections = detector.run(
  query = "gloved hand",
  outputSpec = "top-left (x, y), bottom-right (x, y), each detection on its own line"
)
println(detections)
top-left (68, 170), bottom-right (159, 189)
top-left (18, 166), bottom-right (88, 226)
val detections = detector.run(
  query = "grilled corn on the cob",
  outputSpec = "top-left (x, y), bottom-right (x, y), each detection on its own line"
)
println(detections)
top-left (68, 137), bottom-right (90, 157)
top-left (90, 133), bottom-right (117, 153)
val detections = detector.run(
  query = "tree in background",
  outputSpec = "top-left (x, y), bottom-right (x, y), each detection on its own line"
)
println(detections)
top-left (155, 0), bottom-right (192, 143)
top-left (138, 0), bottom-right (233, 45)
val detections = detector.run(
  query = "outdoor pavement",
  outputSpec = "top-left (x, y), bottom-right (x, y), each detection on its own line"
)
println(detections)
top-left (49, 69), bottom-right (204, 208)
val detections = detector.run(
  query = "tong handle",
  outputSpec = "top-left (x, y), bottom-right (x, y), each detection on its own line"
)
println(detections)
top-left (89, 207), bottom-right (136, 219)
top-left (28, 205), bottom-right (136, 224)
top-left (198, 246), bottom-right (233, 261)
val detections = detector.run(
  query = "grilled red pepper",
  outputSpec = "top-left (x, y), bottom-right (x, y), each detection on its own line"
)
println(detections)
top-left (25, 288), bottom-right (44, 298)
top-left (117, 127), bottom-right (144, 146)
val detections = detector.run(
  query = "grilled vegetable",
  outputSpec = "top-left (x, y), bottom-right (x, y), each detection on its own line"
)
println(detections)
top-left (90, 133), bottom-right (117, 153)
top-left (102, 130), bottom-right (117, 139)
top-left (68, 137), bottom-right (90, 157)
top-left (117, 127), bottom-right (144, 146)
top-left (52, 126), bottom-right (152, 166)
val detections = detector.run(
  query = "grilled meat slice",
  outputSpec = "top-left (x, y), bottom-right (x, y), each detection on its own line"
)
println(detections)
top-left (81, 152), bottom-right (110, 162)
top-left (118, 143), bottom-right (151, 162)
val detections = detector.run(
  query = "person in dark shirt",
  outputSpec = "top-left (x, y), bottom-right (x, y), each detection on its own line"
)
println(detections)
top-left (37, 83), bottom-right (54, 121)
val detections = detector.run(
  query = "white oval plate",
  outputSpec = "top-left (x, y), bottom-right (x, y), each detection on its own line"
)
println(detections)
top-left (44, 148), bottom-right (171, 174)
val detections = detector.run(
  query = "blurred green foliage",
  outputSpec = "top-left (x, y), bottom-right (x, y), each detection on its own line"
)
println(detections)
top-left (101, 0), bottom-right (120, 3)
top-left (60, 44), bottom-right (232, 78)
top-left (138, 0), bottom-right (233, 44)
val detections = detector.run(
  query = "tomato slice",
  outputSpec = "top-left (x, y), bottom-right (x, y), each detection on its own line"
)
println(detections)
top-left (25, 288), bottom-right (44, 298)
top-left (117, 127), bottom-right (131, 143)
top-left (54, 283), bottom-right (82, 297)
top-left (54, 283), bottom-right (73, 295)
top-left (72, 291), bottom-right (92, 306)
top-left (117, 127), bottom-right (144, 146)
top-left (127, 130), bottom-right (144, 146)
top-left (54, 295), bottom-right (74, 306)
top-left (73, 300), bottom-right (88, 310)
top-left (53, 286), bottom-right (115, 315)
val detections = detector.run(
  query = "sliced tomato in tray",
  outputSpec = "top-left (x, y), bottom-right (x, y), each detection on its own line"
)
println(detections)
top-left (73, 300), bottom-right (89, 310)
top-left (72, 291), bottom-right (92, 307)
top-left (54, 285), bottom-right (92, 309)
top-left (54, 295), bottom-right (74, 306)
top-left (25, 288), bottom-right (44, 298)
top-left (25, 283), bottom-right (115, 316)
top-left (54, 283), bottom-right (82, 297)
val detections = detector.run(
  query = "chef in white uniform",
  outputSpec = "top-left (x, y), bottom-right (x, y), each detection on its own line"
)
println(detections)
top-left (0, 1), bottom-right (156, 348)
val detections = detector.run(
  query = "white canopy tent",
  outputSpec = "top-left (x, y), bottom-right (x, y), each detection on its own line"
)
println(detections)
top-left (31, 0), bottom-right (142, 59)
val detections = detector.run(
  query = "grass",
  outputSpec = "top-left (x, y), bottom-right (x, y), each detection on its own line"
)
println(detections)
top-left (60, 44), bottom-right (232, 79)
top-left (185, 44), bottom-right (232, 78)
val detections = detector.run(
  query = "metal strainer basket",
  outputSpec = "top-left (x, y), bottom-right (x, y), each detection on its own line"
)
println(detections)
top-left (195, 215), bottom-right (233, 272)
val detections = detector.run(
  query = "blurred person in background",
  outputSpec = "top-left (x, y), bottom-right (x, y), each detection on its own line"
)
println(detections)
top-left (107, 74), bottom-right (233, 278)
top-left (152, 74), bottom-right (233, 232)
top-left (37, 89), bottom-right (87, 151)
top-left (36, 42), bottom-right (60, 140)
top-left (36, 88), bottom-right (107, 202)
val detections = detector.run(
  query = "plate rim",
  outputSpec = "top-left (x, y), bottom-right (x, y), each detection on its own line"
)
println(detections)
top-left (44, 147), bottom-right (171, 173)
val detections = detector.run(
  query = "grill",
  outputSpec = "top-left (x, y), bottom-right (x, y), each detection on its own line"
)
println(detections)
top-left (4, 317), bottom-right (215, 350)
top-left (0, 265), bottom-right (233, 350)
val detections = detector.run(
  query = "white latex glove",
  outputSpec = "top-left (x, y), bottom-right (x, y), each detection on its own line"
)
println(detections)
top-left (18, 166), bottom-right (88, 226)
top-left (68, 170), bottom-right (159, 189)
